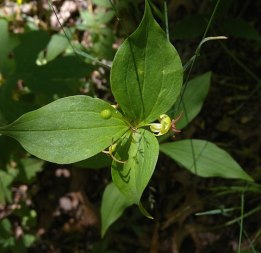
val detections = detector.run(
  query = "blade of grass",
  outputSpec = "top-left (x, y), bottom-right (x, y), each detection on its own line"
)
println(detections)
top-left (210, 183), bottom-right (261, 196)
top-left (242, 227), bottom-right (258, 253)
top-left (168, 0), bottom-right (222, 177)
top-left (176, 0), bottom-right (222, 113)
top-left (195, 207), bottom-right (237, 216)
top-left (251, 228), bottom-right (261, 250)
top-left (182, 100), bottom-right (198, 174)
top-left (220, 205), bottom-right (261, 228)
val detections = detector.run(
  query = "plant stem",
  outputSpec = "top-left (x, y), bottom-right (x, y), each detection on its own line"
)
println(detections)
top-left (237, 193), bottom-right (245, 253)
top-left (164, 1), bottom-right (169, 41)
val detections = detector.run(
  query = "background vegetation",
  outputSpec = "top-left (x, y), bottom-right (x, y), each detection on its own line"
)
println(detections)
top-left (0, 0), bottom-right (260, 252)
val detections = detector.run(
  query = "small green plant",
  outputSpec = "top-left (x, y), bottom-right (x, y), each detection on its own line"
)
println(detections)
top-left (0, 1), bottom-right (253, 237)
top-left (0, 157), bottom-right (42, 252)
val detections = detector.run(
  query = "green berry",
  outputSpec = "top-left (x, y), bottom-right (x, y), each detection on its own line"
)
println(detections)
top-left (100, 109), bottom-right (112, 119)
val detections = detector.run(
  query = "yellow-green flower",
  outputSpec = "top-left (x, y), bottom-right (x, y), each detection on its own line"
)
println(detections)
top-left (149, 114), bottom-right (171, 136)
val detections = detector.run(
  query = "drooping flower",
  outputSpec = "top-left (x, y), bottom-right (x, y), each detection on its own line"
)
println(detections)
top-left (149, 114), bottom-right (171, 136)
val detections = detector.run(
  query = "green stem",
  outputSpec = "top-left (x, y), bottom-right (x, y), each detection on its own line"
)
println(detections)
top-left (177, 0), bottom-right (222, 112)
top-left (222, 205), bottom-right (261, 228)
top-left (237, 193), bottom-right (245, 253)
top-left (164, 1), bottom-right (169, 41)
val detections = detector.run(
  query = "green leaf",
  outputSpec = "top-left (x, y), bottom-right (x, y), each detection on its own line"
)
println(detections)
top-left (0, 218), bottom-right (12, 239)
top-left (1, 237), bottom-right (15, 250)
top-left (22, 234), bottom-right (36, 248)
top-left (174, 72), bottom-right (212, 129)
top-left (160, 140), bottom-right (253, 181)
top-left (101, 182), bottom-right (132, 237)
top-left (91, 28), bottom-right (115, 60)
top-left (0, 22), bottom-right (95, 124)
top-left (0, 96), bottom-right (129, 164)
top-left (16, 158), bottom-right (44, 183)
top-left (111, 129), bottom-right (159, 205)
top-left (46, 34), bottom-right (69, 62)
top-left (1, 30), bottom-right (95, 122)
top-left (79, 9), bottom-right (115, 28)
top-left (0, 168), bottom-right (18, 204)
top-left (92, 0), bottom-right (112, 8)
top-left (110, 2), bottom-right (183, 124)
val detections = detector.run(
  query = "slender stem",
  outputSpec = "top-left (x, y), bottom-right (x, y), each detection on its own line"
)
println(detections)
top-left (237, 193), bottom-right (245, 253)
top-left (251, 228), bottom-right (261, 249)
top-left (222, 205), bottom-right (261, 228)
top-left (242, 228), bottom-right (258, 253)
top-left (201, 0), bottom-right (221, 41)
top-left (182, 100), bottom-right (197, 174)
top-left (176, 0), bottom-right (222, 112)
top-left (164, 1), bottom-right (169, 41)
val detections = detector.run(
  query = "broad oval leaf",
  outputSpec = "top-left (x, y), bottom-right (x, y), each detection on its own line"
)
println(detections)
top-left (0, 96), bottom-right (129, 164)
top-left (111, 129), bottom-right (159, 205)
top-left (101, 182), bottom-right (132, 237)
top-left (160, 139), bottom-right (253, 181)
top-left (111, 2), bottom-right (183, 124)
top-left (173, 72), bottom-right (211, 129)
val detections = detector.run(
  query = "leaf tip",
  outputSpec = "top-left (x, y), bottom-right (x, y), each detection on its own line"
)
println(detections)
top-left (139, 202), bottom-right (154, 219)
